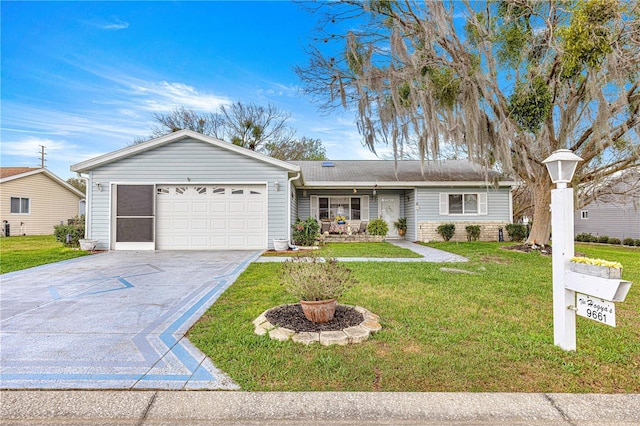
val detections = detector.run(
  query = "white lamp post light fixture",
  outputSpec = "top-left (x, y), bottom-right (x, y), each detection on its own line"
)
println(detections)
top-left (542, 149), bottom-right (583, 188)
top-left (543, 149), bottom-right (583, 351)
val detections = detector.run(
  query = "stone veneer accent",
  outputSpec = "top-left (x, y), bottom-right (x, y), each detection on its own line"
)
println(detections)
top-left (417, 221), bottom-right (510, 242)
top-left (253, 304), bottom-right (381, 346)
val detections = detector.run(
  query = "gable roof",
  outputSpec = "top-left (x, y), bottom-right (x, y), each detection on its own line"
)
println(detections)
top-left (0, 167), bottom-right (40, 179)
top-left (70, 129), bottom-right (301, 173)
top-left (290, 160), bottom-right (514, 187)
top-left (0, 167), bottom-right (85, 198)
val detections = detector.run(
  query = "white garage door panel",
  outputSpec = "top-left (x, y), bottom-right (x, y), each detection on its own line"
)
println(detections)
top-left (156, 184), bottom-right (267, 250)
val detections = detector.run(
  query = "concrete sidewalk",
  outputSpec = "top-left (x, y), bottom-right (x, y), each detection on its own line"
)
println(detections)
top-left (1, 390), bottom-right (639, 425)
top-left (255, 240), bottom-right (468, 263)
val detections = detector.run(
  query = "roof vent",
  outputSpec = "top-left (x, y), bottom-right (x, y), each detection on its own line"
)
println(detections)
top-left (322, 161), bottom-right (334, 167)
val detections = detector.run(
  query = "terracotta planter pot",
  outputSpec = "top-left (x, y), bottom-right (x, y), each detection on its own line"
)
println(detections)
top-left (300, 299), bottom-right (337, 323)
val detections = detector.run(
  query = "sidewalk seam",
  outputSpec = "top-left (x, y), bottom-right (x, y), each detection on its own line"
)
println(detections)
top-left (137, 391), bottom-right (158, 426)
top-left (543, 393), bottom-right (576, 426)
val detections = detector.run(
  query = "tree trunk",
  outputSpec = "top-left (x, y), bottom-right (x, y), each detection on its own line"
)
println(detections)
top-left (525, 179), bottom-right (553, 245)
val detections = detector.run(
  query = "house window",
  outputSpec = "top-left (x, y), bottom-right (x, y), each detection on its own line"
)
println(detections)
top-left (316, 196), bottom-right (365, 221)
top-left (581, 210), bottom-right (588, 220)
top-left (10, 197), bottom-right (30, 214)
top-left (440, 193), bottom-right (487, 215)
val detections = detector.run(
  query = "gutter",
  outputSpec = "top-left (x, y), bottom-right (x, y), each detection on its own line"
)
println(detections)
top-left (287, 173), bottom-right (301, 243)
top-left (76, 172), bottom-right (90, 239)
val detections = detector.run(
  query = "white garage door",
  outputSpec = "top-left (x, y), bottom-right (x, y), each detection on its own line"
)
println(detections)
top-left (156, 184), bottom-right (267, 250)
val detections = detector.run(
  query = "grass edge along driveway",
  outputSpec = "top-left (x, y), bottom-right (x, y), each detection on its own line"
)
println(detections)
top-left (0, 235), bottom-right (90, 274)
top-left (189, 242), bottom-right (640, 392)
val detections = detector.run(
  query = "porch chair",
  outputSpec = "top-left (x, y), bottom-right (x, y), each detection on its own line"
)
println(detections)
top-left (358, 221), bottom-right (368, 235)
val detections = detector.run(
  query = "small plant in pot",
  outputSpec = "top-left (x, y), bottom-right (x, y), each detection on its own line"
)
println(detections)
top-left (393, 217), bottom-right (407, 237)
top-left (282, 256), bottom-right (357, 323)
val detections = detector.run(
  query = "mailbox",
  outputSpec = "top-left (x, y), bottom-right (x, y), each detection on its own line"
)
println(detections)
top-left (565, 270), bottom-right (632, 302)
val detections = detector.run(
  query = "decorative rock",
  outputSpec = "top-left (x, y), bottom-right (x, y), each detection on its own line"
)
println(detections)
top-left (343, 325), bottom-right (370, 344)
top-left (253, 304), bottom-right (381, 345)
top-left (319, 331), bottom-right (349, 346)
top-left (361, 318), bottom-right (382, 332)
top-left (292, 332), bottom-right (320, 345)
top-left (269, 327), bottom-right (295, 342)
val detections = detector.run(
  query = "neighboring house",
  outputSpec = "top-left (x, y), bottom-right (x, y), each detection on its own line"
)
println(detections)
top-left (574, 169), bottom-right (640, 240)
top-left (71, 130), bottom-right (516, 251)
top-left (0, 167), bottom-right (85, 236)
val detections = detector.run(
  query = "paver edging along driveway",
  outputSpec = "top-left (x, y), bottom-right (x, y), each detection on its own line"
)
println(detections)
top-left (0, 250), bottom-right (261, 390)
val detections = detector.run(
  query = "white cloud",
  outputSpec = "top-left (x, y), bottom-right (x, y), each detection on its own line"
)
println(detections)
top-left (83, 16), bottom-right (130, 31)
top-left (128, 80), bottom-right (232, 113)
top-left (1, 136), bottom-right (104, 164)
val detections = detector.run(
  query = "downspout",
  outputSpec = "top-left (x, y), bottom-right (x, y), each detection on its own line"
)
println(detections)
top-left (77, 172), bottom-right (90, 239)
top-left (287, 173), bottom-right (301, 243)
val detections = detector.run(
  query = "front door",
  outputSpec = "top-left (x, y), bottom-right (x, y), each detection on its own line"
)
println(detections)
top-left (379, 194), bottom-right (400, 238)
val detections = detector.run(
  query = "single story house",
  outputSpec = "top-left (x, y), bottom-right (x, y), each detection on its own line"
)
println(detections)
top-left (0, 167), bottom-right (85, 236)
top-left (70, 130), bottom-right (516, 251)
top-left (574, 168), bottom-right (640, 240)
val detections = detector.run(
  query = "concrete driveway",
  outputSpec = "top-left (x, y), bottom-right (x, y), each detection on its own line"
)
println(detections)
top-left (0, 250), bottom-right (260, 390)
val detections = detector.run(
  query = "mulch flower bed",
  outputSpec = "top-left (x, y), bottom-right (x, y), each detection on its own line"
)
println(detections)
top-left (502, 244), bottom-right (552, 255)
top-left (265, 303), bottom-right (364, 333)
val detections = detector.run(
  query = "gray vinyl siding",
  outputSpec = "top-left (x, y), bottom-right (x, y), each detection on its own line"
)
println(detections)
top-left (404, 189), bottom-right (417, 241)
top-left (87, 138), bottom-right (290, 250)
top-left (416, 187), bottom-right (511, 221)
top-left (574, 203), bottom-right (640, 240)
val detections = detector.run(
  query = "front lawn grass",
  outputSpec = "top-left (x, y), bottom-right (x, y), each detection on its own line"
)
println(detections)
top-left (262, 242), bottom-right (422, 258)
top-left (189, 242), bottom-right (639, 392)
top-left (0, 235), bottom-right (90, 274)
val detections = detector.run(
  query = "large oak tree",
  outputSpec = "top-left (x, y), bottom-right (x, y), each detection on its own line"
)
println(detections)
top-left (297, 0), bottom-right (640, 244)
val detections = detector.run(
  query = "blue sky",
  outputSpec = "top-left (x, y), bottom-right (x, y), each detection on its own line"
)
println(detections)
top-left (1, 1), bottom-right (385, 180)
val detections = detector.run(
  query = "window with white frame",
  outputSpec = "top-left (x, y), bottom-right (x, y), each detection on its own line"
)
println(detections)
top-left (311, 195), bottom-right (368, 221)
top-left (439, 193), bottom-right (487, 215)
top-left (581, 210), bottom-right (588, 220)
top-left (10, 197), bottom-right (30, 214)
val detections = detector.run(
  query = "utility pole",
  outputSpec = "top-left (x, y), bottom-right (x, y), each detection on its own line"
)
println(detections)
top-left (39, 145), bottom-right (46, 168)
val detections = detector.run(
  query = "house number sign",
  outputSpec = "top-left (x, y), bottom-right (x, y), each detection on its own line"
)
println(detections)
top-left (576, 293), bottom-right (616, 327)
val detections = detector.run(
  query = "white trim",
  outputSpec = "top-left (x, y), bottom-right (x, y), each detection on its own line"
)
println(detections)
top-left (1, 168), bottom-right (85, 198)
top-left (314, 195), bottom-right (368, 221)
top-left (71, 129), bottom-right (300, 173)
top-left (302, 180), bottom-right (517, 188)
top-left (440, 192), bottom-right (488, 216)
top-left (114, 242), bottom-right (155, 250)
top-left (287, 173), bottom-right (301, 243)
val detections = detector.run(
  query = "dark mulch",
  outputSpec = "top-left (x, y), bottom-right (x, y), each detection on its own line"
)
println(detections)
top-left (266, 304), bottom-right (364, 333)
top-left (502, 244), bottom-right (585, 257)
top-left (502, 244), bottom-right (552, 255)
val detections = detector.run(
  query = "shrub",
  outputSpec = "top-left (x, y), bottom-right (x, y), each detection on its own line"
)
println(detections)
top-left (576, 233), bottom-right (597, 242)
top-left (465, 225), bottom-right (481, 241)
top-left (635, 239), bottom-right (640, 247)
top-left (623, 238), bottom-right (635, 246)
top-left (436, 223), bottom-right (456, 241)
top-left (505, 223), bottom-right (527, 242)
top-left (53, 215), bottom-right (85, 247)
top-left (608, 237), bottom-right (621, 245)
top-left (282, 256), bottom-right (357, 301)
top-left (291, 217), bottom-right (319, 246)
top-left (597, 235), bottom-right (609, 244)
top-left (367, 218), bottom-right (389, 236)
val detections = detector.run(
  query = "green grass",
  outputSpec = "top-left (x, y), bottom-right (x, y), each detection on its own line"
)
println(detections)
top-left (189, 242), bottom-right (640, 392)
top-left (0, 235), bottom-right (90, 274)
top-left (262, 242), bottom-right (422, 258)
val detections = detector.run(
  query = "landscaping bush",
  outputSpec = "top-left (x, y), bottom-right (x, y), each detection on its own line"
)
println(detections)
top-left (597, 235), bottom-right (610, 244)
top-left (436, 223), bottom-right (456, 242)
top-left (635, 239), bottom-right (640, 247)
top-left (53, 215), bottom-right (85, 247)
top-left (623, 238), bottom-right (635, 246)
top-left (505, 223), bottom-right (527, 242)
top-left (576, 233), bottom-right (597, 242)
top-left (465, 225), bottom-right (481, 241)
top-left (367, 218), bottom-right (389, 236)
top-left (291, 217), bottom-right (319, 247)
top-left (608, 237), bottom-right (621, 245)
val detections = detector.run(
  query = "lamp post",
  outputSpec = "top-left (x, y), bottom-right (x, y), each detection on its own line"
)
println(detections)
top-left (542, 149), bottom-right (583, 351)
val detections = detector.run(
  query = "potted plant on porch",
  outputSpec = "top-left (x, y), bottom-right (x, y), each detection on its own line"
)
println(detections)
top-left (282, 256), bottom-right (357, 323)
top-left (393, 217), bottom-right (407, 237)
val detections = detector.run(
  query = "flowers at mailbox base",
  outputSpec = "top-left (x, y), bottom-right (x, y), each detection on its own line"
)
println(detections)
top-left (570, 256), bottom-right (622, 269)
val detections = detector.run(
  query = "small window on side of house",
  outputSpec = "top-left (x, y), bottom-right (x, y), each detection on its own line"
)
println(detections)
top-left (581, 210), bottom-right (588, 220)
top-left (10, 197), bottom-right (30, 214)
